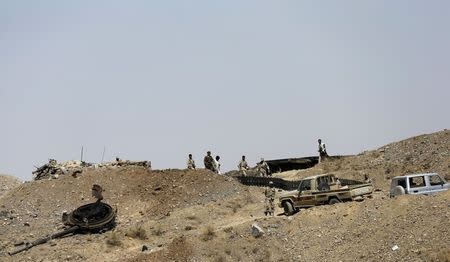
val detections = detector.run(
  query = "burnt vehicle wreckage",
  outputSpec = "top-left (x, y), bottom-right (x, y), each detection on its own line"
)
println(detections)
top-left (9, 186), bottom-right (116, 256)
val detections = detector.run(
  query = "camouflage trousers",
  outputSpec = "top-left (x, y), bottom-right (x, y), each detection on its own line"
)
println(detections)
top-left (265, 198), bottom-right (275, 215)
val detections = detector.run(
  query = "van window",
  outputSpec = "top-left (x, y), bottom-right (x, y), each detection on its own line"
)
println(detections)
top-left (409, 176), bottom-right (425, 188)
top-left (396, 178), bottom-right (407, 188)
top-left (429, 174), bottom-right (443, 186)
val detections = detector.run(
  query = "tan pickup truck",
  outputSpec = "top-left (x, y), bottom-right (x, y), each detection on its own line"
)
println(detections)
top-left (278, 174), bottom-right (373, 215)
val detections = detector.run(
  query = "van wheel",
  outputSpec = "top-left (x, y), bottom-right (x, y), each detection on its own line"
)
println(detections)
top-left (391, 186), bottom-right (405, 197)
top-left (329, 198), bottom-right (341, 205)
top-left (283, 202), bottom-right (294, 216)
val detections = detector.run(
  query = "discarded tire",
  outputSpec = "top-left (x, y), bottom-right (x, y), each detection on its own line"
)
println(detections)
top-left (66, 202), bottom-right (116, 231)
top-left (283, 201), bottom-right (294, 216)
top-left (9, 202), bottom-right (117, 256)
top-left (329, 198), bottom-right (341, 205)
top-left (391, 186), bottom-right (405, 197)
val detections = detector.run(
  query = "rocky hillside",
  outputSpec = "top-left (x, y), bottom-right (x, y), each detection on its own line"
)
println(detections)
top-left (0, 174), bottom-right (21, 199)
top-left (0, 130), bottom-right (449, 261)
top-left (275, 130), bottom-right (450, 191)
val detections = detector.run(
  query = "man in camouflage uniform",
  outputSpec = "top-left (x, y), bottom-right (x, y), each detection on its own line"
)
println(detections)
top-left (258, 158), bottom-right (271, 177)
top-left (238, 155), bottom-right (249, 176)
top-left (264, 181), bottom-right (276, 216)
top-left (187, 154), bottom-right (196, 170)
top-left (203, 151), bottom-right (215, 172)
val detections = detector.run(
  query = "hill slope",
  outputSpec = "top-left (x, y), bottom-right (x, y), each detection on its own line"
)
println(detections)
top-left (275, 130), bottom-right (450, 191)
top-left (0, 174), bottom-right (21, 199)
top-left (0, 130), bottom-right (449, 261)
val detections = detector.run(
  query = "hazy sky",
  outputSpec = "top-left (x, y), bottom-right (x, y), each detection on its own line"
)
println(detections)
top-left (1, 1), bottom-right (449, 180)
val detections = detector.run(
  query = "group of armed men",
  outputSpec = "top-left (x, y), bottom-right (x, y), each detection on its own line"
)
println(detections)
top-left (186, 139), bottom-right (328, 175)
top-left (186, 152), bottom-right (271, 177)
top-left (185, 139), bottom-right (328, 216)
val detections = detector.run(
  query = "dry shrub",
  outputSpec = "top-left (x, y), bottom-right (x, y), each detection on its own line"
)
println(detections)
top-left (232, 202), bottom-right (242, 213)
top-left (186, 215), bottom-right (198, 220)
top-left (226, 201), bottom-right (242, 213)
top-left (223, 227), bottom-right (233, 233)
top-left (424, 248), bottom-right (450, 262)
top-left (152, 226), bottom-right (164, 236)
top-left (201, 225), bottom-right (216, 241)
top-left (244, 192), bottom-right (256, 204)
top-left (215, 255), bottom-right (226, 262)
top-left (224, 245), bottom-right (232, 255)
top-left (263, 250), bottom-right (272, 261)
top-left (126, 226), bottom-right (147, 240)
top-left (106, 231), bottom-right (122, 247)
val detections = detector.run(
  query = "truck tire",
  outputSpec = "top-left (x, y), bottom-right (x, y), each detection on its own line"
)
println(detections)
top-left (391, 186), bottom-right (405, 198)
top-left (329, 198), bottom-right (341, 205)
top-left (283, 201), bottom-right (294, 216)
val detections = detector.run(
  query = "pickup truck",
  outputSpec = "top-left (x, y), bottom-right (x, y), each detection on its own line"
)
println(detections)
top-left (389, 173), bottom-right (450, 197)
top-left (278, 174), bottom-right (373, 215)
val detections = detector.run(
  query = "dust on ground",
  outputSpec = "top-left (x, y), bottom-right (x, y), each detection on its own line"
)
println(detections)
top-left (0, 129), bottom-right (449, 262)
top-left (0, 174), bottom-right (21, 199)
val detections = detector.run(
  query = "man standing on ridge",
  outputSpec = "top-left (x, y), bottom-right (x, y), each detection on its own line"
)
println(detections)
top-left (238, 155), bottom-right (249, 176)
top-left (215, 155), bottom-right (221, 174)
top-left (187, 154), bottom-right (196, 170)
top-left (203, 151), bottom-right (215, 172)
top-left (258, 158), bottom-right (270, 177)
top-left (318, 139), bottom-right (328, 163)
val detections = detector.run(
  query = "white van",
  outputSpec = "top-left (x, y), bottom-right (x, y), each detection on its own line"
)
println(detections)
top-left (390, 173), bottom-right (450, 197)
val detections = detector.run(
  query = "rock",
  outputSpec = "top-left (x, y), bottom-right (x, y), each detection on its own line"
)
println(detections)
top-left (251, 223), bottom-right (264, 238)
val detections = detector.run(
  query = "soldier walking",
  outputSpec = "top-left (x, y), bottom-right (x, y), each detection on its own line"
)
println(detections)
top-left (187, 154), bottom-right (196, 170)
top-left (238, 155), bottom-right (250, 176)
top-left (264, 181), bottom-right (276, 216)
top-left (258, 158), bottom-right (271, 177)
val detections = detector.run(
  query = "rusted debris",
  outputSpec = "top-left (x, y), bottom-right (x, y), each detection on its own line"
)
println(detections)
top-left (9, 185), bottom-right (116, 256)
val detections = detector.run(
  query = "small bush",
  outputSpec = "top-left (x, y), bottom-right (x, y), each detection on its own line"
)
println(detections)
top-left (262, 250), bottom-right (272, 262)
top-left (126, 226), bottom-right (147, 240)
top-left (106, 232), bottom-right (122, 247)
top-left (201, 225), bottom-right (216, 241)
top-left (223, 227), bottom-right (233, 233)
top-left (152, 226), bottom-right (164, 236)
top-left (215, 255), bottom-right (226, 262)
top-left (227, 201), bottom-right (242, 213)
top-left (186, 215), bottom-right (198, 220)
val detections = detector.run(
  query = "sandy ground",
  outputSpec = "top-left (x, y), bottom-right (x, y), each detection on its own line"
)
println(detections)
top-left (0, 174), bottom-right (21, 199)
top-left (0, 130), bottom-right (449, 261)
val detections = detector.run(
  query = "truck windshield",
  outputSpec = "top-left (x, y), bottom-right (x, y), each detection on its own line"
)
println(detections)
top-left (429, 174), bottom-right (444, 185)
top-left (298, 179), bottom-right (312, 191)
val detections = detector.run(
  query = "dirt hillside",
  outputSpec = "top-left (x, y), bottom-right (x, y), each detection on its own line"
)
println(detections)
top-left (275, 130), bottom-right (450, 191)
top-left (0, 130), bottom-right (449, 262)
top-left (0, 174), bottom-right (21, 199)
